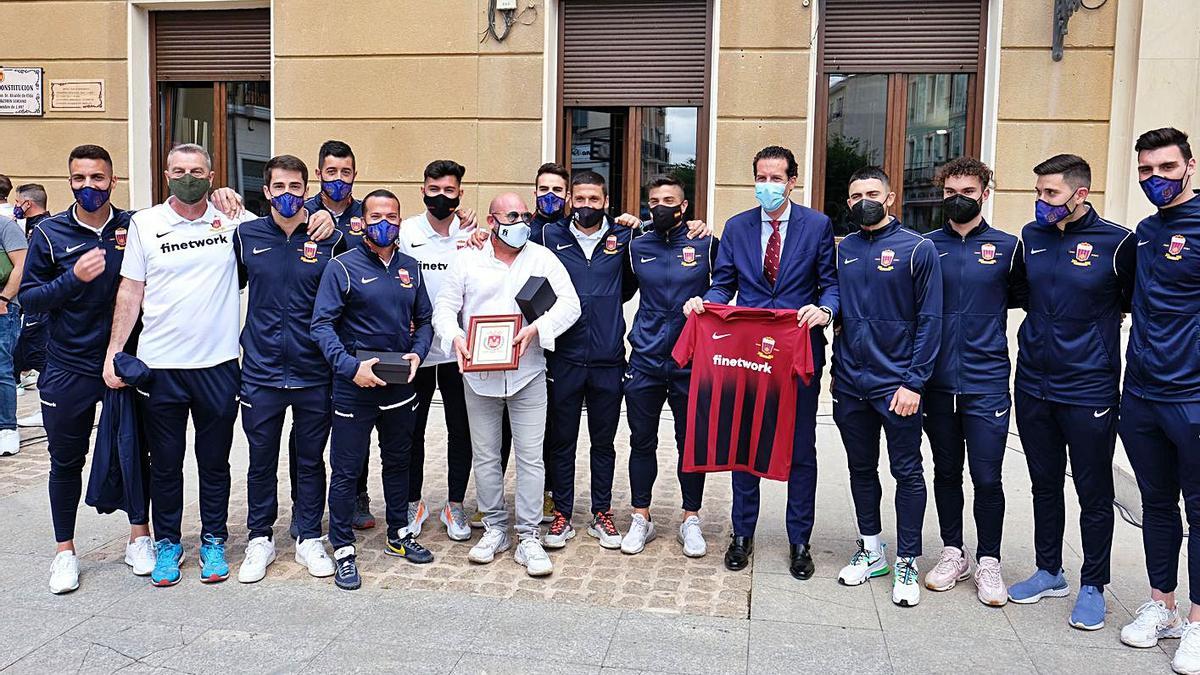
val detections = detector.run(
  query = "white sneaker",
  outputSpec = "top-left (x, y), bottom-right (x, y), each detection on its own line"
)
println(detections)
top-left (838, 540), bottom-right (890, 586)
top-left (295, 537), bottom-right (335, 577)
top-left (1175, 622), bottom-right (1200, 674)
top-left (440, 503), bottom-right (471, 542)
top-left (620, 513), bottom-right (657, 555)
top-left (892, 556), bottom-right (921, 607)
top-left (1122, 600), bottom-right (1184, 648)
top-left (17, 411), bottom-right (43, 427)
top-left (515, 538), bottom-right (553, 577)
top-left (237, 536), bottom-right (276, 583)
top-left (677, 515), bottom-right (707, 558)
top-left (49, 550), bottom-right (79, 594)
top-left (124, 536), bottom-right (155, 576)
top-left (468, 525), bottom-right (511, 564)
top-left (407, 500), bottom-right (429, 538)
top-left (0, 429), bottom-right (19, 456)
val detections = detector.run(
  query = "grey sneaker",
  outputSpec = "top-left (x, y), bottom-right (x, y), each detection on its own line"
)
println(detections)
top-left (587, 511), bottom-right (622, 549)
top-left (407, 500), bottom-right (429, 538)
top-left (544, 511), bottom-right (576, 549)
top-left (620, 513), bottom-right (657, 555)
top-left (439, 503), bottom-right (471, 542)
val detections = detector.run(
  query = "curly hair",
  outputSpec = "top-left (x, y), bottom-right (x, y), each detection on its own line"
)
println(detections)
top-left (935, 156), bottom-right (993, 189)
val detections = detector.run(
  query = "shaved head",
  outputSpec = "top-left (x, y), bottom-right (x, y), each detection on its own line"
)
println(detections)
top-left (489, 191), bottom-right (527, 214)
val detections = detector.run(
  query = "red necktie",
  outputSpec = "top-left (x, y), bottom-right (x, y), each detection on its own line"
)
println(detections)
top-left (763, 219), bottom-right (781, 285)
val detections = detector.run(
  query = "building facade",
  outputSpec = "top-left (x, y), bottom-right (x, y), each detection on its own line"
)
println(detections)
top-left (2, 0), bottom-right (1197, 234)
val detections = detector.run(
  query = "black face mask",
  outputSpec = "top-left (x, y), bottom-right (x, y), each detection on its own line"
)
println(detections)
top-left (943, 194), bottom-right (982, 225)
top-left (850, 198), bottom-right (887, 227)
top-left (573, 206), bottom-right (605, 229)
top-left (649, 204), bottom-right (682, 235)
top-left (423, 193), bottom-right (460, 220)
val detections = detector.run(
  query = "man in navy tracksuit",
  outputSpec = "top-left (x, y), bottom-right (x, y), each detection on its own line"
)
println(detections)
top-left (830, 165), bottom-right (941, 608)
top-left (21, 144), bottom-right (156, 594)
top-left (1118, 128), bottom-right (1200, 664)
top-left (233, 155), bottom-right (345, 584)
top-left (311, 188), bottom-right (434, 591)
top-left (536, 170), bottom-right (636, 552)
top-left (921, 157), bottom-right (1026, 607)
top-left (1007, 154), bottom-right (1135, 632)
top-left (692, 145), bottom-right (838, 578)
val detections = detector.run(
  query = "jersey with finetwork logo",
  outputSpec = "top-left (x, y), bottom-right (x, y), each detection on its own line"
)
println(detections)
top-left (671, 303), bottom-right (814, 481)
top-left (398, 212), bottom-right (474, 366)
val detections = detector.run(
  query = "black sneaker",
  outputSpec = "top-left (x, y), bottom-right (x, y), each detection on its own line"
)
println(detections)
top-left (386, 532), bottom-right (434, 564)
top-left (333, 546), bottom-right (361, 590)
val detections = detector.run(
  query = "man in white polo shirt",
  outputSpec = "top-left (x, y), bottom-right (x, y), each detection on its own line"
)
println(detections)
top-left (103, 143), bottom-right (331, 588)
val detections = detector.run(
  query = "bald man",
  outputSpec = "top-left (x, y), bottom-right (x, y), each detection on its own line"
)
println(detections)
top-left (432, 192), bottom-right (580, 577)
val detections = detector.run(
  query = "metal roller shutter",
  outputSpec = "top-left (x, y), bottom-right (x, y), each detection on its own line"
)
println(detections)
top-left (822, 0), bottom-right (986, 73)
top-left (153, 9), bottom-right (270, 82)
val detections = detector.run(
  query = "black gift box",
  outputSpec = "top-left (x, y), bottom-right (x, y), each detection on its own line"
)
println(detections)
top-left (516, 276), bottom-right (557, 324)
top-left (356, 350), bottom-right (412, 385)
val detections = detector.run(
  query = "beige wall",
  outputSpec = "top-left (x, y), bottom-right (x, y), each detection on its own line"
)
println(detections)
top-left (273, 0), bottom-right (545, 219)
top-left (0, 0), bottom-right (130, 211)
top-left (991, 0), bottom-right (1119, 232)
top-left (712, 0), bottom-right (811, 232)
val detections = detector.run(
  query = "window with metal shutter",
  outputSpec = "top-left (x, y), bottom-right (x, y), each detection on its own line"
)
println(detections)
top-left (821, 0), bottom-right (986, 73)
top-left (561, 0), bottom-right (709, 106)
top-left (153, 9), bottom-right (270, 82)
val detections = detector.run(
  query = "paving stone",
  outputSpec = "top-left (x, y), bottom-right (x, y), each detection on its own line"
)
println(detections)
top-left (157, 628), bottom-right (329, 674)
top-left (453, 654), bottom-right (602, 675)
top-left (604, 611), bottom-right (748, 674)
top-left (302, 640), bottom-right (462, 674)
top-left (886, 635), bottom-right (1033, 674)
top-left (0, 606), bottom-right (91, 669)
top-left (1023, 640), bottom-right (1174, 673)
top-left (468, 597), bottom-right (621, 666)
top-left (747, 620), bottom-right (889, 675)
top-left (749, 571), bottom-right (881, 631)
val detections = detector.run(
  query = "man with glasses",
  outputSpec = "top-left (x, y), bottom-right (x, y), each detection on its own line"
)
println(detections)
top-left (432, 192), bottom-right (580, 577)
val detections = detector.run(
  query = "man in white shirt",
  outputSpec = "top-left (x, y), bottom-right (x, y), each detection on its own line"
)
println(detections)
top-left (433, 192), bottom-right (580, 577)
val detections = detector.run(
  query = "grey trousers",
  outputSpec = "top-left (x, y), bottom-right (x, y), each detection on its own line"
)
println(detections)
top-left (463, 372), bottom-right (547, 540)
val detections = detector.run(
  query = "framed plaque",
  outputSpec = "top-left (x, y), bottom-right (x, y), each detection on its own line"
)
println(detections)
top-left (464, 314), bottom-right (523, 372)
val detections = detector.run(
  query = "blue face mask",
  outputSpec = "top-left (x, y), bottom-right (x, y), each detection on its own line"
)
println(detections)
top-left (322, 178), bottom-right (353, 202)
top-left (1140, 172), bottom-right (1189, 208)
top-left (12, 206), bottom-right (24, 221)
top-left (536, 192), bottom-right (566, 218)
top-left (365, 220), bottom-right (399, 247)
top-left (270, 191), bottom-right (305, 218)
top-left (1034, 193), bottom-right (1079, 226)
top-left (73, 185), bottom-right (111, 213)
top-left (755, 181), bottom-right (787, 212)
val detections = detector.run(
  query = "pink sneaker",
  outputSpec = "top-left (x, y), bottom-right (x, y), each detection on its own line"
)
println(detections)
top-left (974, 556), bottom-right (1007, 606)
top-left (924, 546), bottom-right (970, 591)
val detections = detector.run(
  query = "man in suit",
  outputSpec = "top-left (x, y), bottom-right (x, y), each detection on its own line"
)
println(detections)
top-left (684, 145), bottom-right (839, 579)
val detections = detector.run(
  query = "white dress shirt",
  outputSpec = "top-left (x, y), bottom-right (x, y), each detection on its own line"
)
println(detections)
top-left (433, 240), bottom-right (581, 397)
top-left (398, 212), bottom-right (471, 366)
top-left (760, 207), bottom-right (790, 264)
top-left (568, 223), bottom-right (606, 260)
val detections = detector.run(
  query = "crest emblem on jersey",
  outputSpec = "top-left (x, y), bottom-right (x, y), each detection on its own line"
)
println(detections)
top-left (398, 268), bottom-right (413, 288)
top-left (979, 242), bottom-right (996, 264)
top-left (681, 245), bottom-right (697, 267)
top-left (878, 249), bottom-right (895, 272)
top-left (603, 234), bottom-right (620, 254)
top-left (114, 227), bottom-right (127, 250)
top-left (211, 217), bottom-right (223, 232)
top-left (757, 336), bottom-right (777, 360)
top-left (349, 217), bottom-right (364, 235)
top-left (1072, 241), bottom-right (1093, 266)
top-left (456, 239), bottom-right (468, 249)
top-left (301, 240), bottom-right (318, 263)
top-left (1167, 234), bottom-right (1187, 261)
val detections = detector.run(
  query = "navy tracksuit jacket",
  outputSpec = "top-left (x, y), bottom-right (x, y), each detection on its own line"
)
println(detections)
top-left (1015, 204), bottom-right (1135, 587)
top-left (304, 194), bottom-right (364, 240)
top-left (923, 220), bottom-right (1025, 560)
top-left (833, 218), bottom-right (942, 558)
top-left (234, 216), bottom-right (345, 542)
top-left (311, 239), bottom-right (432, 547)
top-left (1119, 192), bottom-right (1200, 602)
top-left (704, 201), bottom-right (839, 545)
top-left (20, 206), bottom-right (139, 543)
top-left (628, 225), bottom-right (719, 513)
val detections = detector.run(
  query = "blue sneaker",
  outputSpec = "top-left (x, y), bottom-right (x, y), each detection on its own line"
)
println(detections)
top-left (199, 534), bottom-right (230, 583)
top-left (1008, 568), bottom-right (1069, 604)
top-left (333, 546), bottom-right (361, 591)
top-left (150, 540), bottom-right (185, 587)
top-left (1069, 585), bottom-right (1106, 630)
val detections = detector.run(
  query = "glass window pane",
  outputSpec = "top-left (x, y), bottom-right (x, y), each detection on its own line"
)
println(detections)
top-left (824, 74), bottom-right (888, 236)
top-left (169, 86), bottom-right (214, 151)
top-left (569, 108), bottom-right (626, 216)
top-left (226, 82), bottom-right (272, 217)
top-left (638, 107), bottom-right (698, 221)
top-left (902, 73), bottom-right (970, 233)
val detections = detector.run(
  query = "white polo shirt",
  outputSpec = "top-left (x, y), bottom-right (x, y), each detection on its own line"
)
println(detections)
top-left (121, 200), bottom-right (251, 369)
top-left (398, 212), bottom-right (473, 366)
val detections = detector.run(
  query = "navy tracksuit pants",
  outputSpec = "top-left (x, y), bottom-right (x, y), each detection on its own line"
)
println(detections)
top-left (1119, 392), bottom-right (1200, 603)
top-left (240, 383), bottom-right (331, 543)
top-left (141, 360), bottom-right (240, 545)
top-left (625, 365), bottom-right (705, 512)
top-left (14, 312), bottom-right (47, 375)
top-left (732, 375), bottom-right (821, 545)
top-left (922, 391), bottom-right (1009, 560)
top-left (328, 387), bottom-right (417, 550)
top-left (1014, 390), bottom-right (1115, 587)
top-left (833, 394), bottom-right (927, 558)
top-left (43, 364), bottom-right (145, 542)
top-left (547, 360), bottom-right (620, 519)
top-left (410, 362), bottom-right (474, 504)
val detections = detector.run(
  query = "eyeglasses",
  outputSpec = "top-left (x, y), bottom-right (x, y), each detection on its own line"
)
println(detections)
top-left (491, 211), bottom-right (533, 225)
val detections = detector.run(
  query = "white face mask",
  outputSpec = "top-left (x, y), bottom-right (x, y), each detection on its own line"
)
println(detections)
top-left (496, 222), bottom-right (531, 249)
